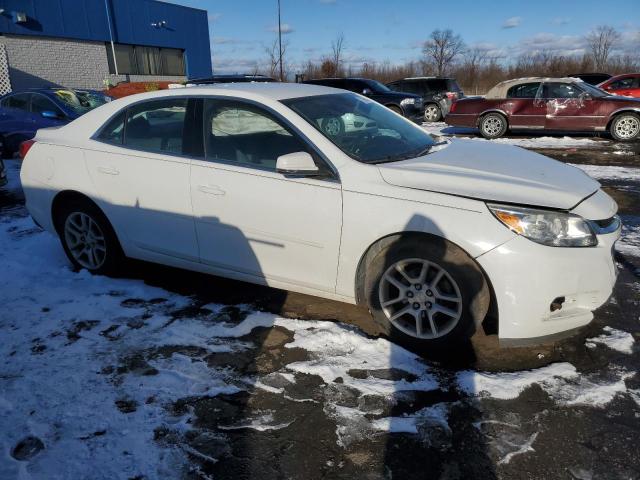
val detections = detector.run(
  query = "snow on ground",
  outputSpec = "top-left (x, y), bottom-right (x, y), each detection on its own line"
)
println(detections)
top-left (422, 122), bottom-right (607, 148)
top-left (571, 163), bottom-right (640, 182)
top-left (616, 215), bottom-right (640, 258)
top-left (457, 362), bottom-right (636, 408)
top-left (586, 326), bottom-right (636, 354)
top-left (1, 152), bottom-right (639, 476)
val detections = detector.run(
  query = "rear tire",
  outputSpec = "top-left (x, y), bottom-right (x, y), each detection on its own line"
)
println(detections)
top-left (424, 103), bottom-right (442, 122)
top-left (363, 235), bottom-right (490, 350)
top-left (610, 113), bottom-right (640, 142)
top-left (54, 199), bottom-right (123, 276)
top-left (479, 113), bottom-right (508, 139)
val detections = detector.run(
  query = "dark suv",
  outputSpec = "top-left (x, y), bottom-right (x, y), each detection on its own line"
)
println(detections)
top-left (387, 77), bottom-right (463, 122)
top-left (302, 78), bottom-right (424, 122)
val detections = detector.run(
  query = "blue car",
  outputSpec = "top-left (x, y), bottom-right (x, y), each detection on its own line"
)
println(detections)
top-left (0, 88), bottom-right (111, 158)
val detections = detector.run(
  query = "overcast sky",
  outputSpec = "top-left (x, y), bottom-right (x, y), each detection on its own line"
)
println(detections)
top-left (171, 0), bottom-right (639, 73)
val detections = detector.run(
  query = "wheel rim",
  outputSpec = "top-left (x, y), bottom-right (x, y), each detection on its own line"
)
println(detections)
top-left (324, 118), bottom-right (341, 136)
top-left (614, 116), bottom-right (640, 139)
top-left (482, 116), bottom-right (503, 137)
top-left (378, 258), bottom-right (463, 340)
top-left (64, 212), bottom-right (107, 270)
top-left (425, 105), bottom-right (440, 122)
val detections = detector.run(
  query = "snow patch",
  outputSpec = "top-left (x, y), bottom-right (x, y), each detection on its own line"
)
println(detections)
top-left (458, 362), bottom-right (635, 407)
top-left (422, 122), bottom-right (606, 148)
top-left (457, 363), bottom-right (578, 400)
top-left (586, 327), bottom-right (635, 354)
top-left (570, 163), bottom-right (640, 182)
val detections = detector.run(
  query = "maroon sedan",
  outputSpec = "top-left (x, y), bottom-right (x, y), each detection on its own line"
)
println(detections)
top-left (445, 77), bottom-right (640, 141)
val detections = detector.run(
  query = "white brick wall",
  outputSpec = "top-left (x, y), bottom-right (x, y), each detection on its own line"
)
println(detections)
top-left (0, 34), bottom-right (185, 91)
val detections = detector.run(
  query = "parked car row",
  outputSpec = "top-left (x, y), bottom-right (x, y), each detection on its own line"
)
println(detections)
top-left (445, 76), bottom-right (640, 141)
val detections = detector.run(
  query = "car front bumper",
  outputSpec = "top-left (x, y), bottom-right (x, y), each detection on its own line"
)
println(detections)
top-left (401, 103), bottom-right (426, 123)
top-left (476, 226), bottom-right (620, 345)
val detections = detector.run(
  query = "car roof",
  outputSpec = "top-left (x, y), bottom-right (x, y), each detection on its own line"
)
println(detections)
top-left (605, 73), bottom-right (640, 80)
top-left (103, 82), bottom-right (346, 104)
top-left (485, 77), bottom-right (584, 99)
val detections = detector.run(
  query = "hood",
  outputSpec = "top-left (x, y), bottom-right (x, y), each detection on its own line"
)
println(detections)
top-left (377, 139), bottom-right (600, 210)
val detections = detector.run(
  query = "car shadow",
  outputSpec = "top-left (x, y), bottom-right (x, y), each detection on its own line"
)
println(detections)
top-left (20, 178), bottom-right (501, 477)
top-left (377, 214), bottom-right (496, 479)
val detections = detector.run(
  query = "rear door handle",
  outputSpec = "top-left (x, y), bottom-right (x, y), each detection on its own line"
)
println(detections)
top-left (98, 166), bottom-right (120, 175)
top-left (197, 184), bottom-right (226, 196)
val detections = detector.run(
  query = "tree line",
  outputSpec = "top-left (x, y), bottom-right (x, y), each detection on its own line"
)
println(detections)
top-left (260, 26), bottom-right (638, 94)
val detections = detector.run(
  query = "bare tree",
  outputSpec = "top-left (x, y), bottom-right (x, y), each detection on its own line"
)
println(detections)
top-left (264, 36), bottom-right (288, 79)
top-left (586, 25), bottom-right (620, 70)
top-left (423, 29), bottom-right (465, 76)
top-left (331, 32), bottom-right (345, 76)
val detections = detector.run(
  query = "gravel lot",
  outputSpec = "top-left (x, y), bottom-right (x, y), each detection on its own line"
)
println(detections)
top-left (0, 131), bottom-right (639, 480)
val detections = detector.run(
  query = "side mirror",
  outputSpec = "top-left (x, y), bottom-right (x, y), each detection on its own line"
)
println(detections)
top-left (362, 88), bottom-right (372, 96)
top-left (41, 110), bottom-right (61, 119)
top-left (276, 151), bottom-right (319, 176)
top-left (580, 92), bottom-right (592, 101)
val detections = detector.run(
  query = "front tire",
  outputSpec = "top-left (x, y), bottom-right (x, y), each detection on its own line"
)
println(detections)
top-left (610, 113), bottom-right (640, 142)
top-left (424, 103), bottom-right (442, 122)
top-left (479, 113), bottom-right (508, 139)
top-left (363, 236), bottom-right (490, 349)
top-left (387, 105), bottom-right (403, 116)
top-left (55, 200), bottom-right (123, 275)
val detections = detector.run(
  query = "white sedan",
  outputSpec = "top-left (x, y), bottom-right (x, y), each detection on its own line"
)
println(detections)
top-left (20, 83), bottom-right (621, 347)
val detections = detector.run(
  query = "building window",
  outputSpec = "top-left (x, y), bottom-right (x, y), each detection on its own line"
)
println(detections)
top-left (106, 44), bottom-right (185, 76)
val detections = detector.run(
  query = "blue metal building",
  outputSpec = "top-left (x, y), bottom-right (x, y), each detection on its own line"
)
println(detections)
top-left (0, 0), bottom-right (211, 91)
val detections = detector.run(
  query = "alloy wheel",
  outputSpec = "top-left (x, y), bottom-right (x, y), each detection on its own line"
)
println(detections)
top-left (63, 212), bottom-right (107, 270)
top-left (424, 105), bottom-right (440, 122)
top-left (378, 258), bottom-right (462, 340)
top-left (614, 116), bottom-right (640, 140)
top-left (323, 117), bottom-right (342, 136)
top-left (482, 116), bottom-right (504, 137)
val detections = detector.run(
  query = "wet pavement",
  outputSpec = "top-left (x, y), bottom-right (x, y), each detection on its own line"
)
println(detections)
top-left (0, 137), bottom-right (639, 479)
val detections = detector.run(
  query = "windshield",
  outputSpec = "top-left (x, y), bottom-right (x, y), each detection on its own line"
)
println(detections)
top-left (364, 79), bottom-right (391, 93)
top-left (53, 89), bottom-right (111, 115)
top-left (578, 82), bottom-right (609, 97)
top-left (283, 92), bottom-right (436, 164)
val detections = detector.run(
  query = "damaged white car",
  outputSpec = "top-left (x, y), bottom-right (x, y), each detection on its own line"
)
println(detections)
top-left (21, 83), bottom-right (621, 347)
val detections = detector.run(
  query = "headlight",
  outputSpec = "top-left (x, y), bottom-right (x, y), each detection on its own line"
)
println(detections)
top-left (400, 98), bottom-right (416, 106)
top-left (487, 203), bottom-right (597, 247)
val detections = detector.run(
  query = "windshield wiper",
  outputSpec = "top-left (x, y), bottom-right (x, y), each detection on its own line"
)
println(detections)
top-left (370, 141), bottom-right (449, 164)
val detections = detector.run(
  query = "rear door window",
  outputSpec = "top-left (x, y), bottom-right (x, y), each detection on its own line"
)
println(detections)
top-left (544, 83), bottom-right (582, 99)
top-left (124, 98), bottom-right (187, 154)
top-left (427, 79), bottom-right (447, 92)
top-left (446, 79), bottom-right (462, 92)
top-left (506, 82), bottom-right (542, 98)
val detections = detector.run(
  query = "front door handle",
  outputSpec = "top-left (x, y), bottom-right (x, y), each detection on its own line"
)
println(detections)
top-left (197, 184), bottom-right (226, 196)
top-left (98, 166), bottom-right (120, 175)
